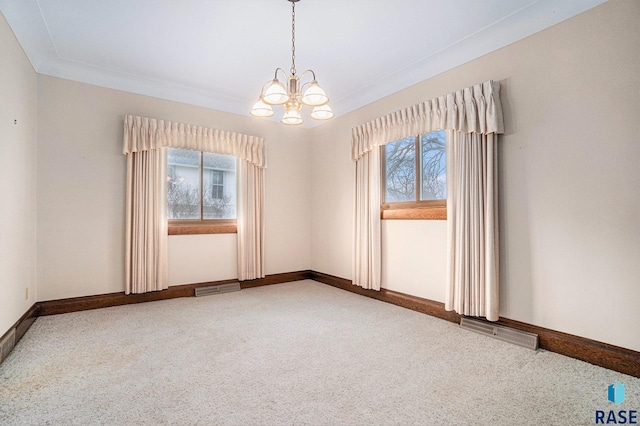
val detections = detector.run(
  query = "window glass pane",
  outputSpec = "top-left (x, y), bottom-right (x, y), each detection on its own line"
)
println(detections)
top-left (385, 137), bottom-right (416, 202)
top-left (167, 148), bottom-right (201, 219)
top-left (420, 130), bottom-right (446, 200)
top-left (203, 152), bottom-right (236, 219)
top-left (210, 171), bottom-right (224, 199)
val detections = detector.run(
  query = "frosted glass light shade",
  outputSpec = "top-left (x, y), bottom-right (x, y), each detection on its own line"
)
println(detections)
top-left (281, 110), bottom-right (303, 125)
top-left (263, 79), bottom-right (289, 105)
top-left (250, 100), bottom-right (275, 118)
top-left (310, 104), bottom-right (334, 120)
top-left (301, 80), bottom-right (328, 106)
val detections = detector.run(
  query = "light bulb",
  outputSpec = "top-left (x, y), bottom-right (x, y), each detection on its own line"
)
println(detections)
top-left (250, 100), bottom-right (275, 118)
top-left (310, 104), bottom-right (335, 120)
top-left (301, 80), bottom-right (328, 106)
top-left (262, 79), bottom-right (289, 105)
top-left (281, 110), bottom-right (303, 125)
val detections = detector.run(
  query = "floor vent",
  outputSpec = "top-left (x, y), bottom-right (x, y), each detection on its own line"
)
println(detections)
top-left (460, 317), bottom-right (539, 350)
top-left (0, 328), bottom-right (16, 364)
top-left (195, 282), bottom-right (241, 297)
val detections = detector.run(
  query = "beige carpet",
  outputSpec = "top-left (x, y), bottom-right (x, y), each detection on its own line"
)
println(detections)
top-left (1, 280), bottom-right (638, 425)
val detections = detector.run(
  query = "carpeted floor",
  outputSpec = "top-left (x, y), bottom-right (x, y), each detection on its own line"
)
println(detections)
top-left (1, 280), bottom-right (638, 425)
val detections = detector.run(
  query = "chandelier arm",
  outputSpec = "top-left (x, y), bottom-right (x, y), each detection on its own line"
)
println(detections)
top-left (298, 69), bottom-right (317, 82)
top-left (273, 67), bottom-right (288, 81)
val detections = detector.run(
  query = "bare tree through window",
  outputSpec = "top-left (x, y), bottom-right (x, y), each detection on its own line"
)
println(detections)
top-left (384, 130), bottom-right (446, 203)
top-left (385, 137), bottom-right (416, 202)
top-left (421, 131), bottom-right (446, 200)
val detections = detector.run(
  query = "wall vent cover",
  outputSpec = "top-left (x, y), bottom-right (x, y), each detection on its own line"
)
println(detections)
top-left (195, 282), bottom-right (241, 297)
top-left (460, 317), bottom-right (539, 350)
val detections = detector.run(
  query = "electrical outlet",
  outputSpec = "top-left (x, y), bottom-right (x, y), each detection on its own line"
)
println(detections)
top-left (25, 287), bottom-right (29, 300)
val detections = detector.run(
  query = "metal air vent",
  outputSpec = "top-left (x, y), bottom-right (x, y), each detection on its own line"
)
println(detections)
top-left (460, 317), bottom-right (539, 350)
top-left (195, 282), bottom-right (241, 297)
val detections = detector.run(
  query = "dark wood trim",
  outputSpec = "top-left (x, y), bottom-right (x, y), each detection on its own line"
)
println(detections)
top-left (38, 270), bottom-right (311, 316)
top-left (495, 317), bottom-right (640, 378)
top-left (14, 303), bottom-right (40, 342)
top-left (381, 200), bottom-right (446, 210)
top-left (239, 270), bottom-right (312, 289)
top-left (8, 270), bottom-right (638, 378)
top-left (381, 201), bottom-right (447, 220)
top-left (0, 303), bottom-right (39, 364)
top-left (381, 206), bottom-right (446, 220)
top-left (168, 219), bottom-right (237, 235)
top-left (308, 271), bottom-right (640, 378)
top-left (168, 223), bottom-right (237, 235)
top-left (309, 271), bottom-right (461, 324)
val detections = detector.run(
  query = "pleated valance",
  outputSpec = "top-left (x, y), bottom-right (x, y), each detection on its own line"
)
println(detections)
top-left (352, 80), bottom-right (504, 160)
top-left (123, 115), bottom-right (266, 168)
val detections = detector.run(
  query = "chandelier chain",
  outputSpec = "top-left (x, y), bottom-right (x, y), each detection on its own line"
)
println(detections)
top-left (290, 1), bottom-right (296, 75)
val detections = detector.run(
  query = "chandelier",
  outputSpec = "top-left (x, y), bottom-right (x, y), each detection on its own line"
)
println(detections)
top-left (250, 0), bottom-right (334, 125)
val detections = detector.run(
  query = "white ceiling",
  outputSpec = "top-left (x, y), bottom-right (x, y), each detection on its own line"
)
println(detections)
top-left (1, 0), bottom-right (605, 127)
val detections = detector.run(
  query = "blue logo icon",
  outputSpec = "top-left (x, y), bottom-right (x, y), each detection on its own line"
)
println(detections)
top-left (608, 381), bottom-right (625, 406)
top-left (596, 381), bottom-right (636, 424)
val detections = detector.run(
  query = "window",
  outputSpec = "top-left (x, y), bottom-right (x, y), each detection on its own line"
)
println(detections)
top-left (210, 170), bottom-right (224, 200)
top-left (381, 130), bottom-right (446, 220)
top-left (167, 147), bottom-right (237, 234)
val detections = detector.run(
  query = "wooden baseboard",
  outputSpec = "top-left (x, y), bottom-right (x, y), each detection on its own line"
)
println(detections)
top-left (308, 270), bottom-right (461, 324)
top-left (1, 271), bottom-right (310, 365)
top-left (0, 303), bottom-right (39, 364)
top-left (308, 271), bottom-right (640, 378)
top-left (240, 270), bottom-right (312, 289)
top-left (5, 270), bottom-right (639, 378)
top-left (495, 317), bottom-right (640, 379)
top-left (14, 303), bottom-right (39, 342)
top-left (38, 270), bottom-right (311, 316)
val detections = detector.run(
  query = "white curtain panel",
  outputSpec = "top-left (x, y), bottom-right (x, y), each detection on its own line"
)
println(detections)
top-left (237, 159), bottom-right (265, 281)
top-left (125, 148), bottom-right (168, 294)
top-left (353, 147), bottom-right (381, 290)
top-left (123, 115), bottom-right (266, 291)
top-left (446, 131), bottom-right (499, 321)
top-left (352, 81), bottom-right (503, 318)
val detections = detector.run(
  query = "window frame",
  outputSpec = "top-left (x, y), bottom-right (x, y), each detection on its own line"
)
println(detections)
top-left (167, 149), bottom-right (237, 235)
top-left (380, 132), bottom-right (447, 220)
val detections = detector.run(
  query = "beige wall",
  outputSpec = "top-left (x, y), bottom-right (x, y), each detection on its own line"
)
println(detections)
top-left (3, 0), bottom-right (638, 354)
top-left (36, 76), bottom-right (311, 300)
top-left (311, 0), bottom-right (640, 351)
top-left (0, 13), bottom-right (38, 334)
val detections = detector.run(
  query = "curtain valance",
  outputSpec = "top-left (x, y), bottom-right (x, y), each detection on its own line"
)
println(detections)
top-left (123, 115), bottom-right (266, 168)
top-left (352, 80), bottom-right (504, 160)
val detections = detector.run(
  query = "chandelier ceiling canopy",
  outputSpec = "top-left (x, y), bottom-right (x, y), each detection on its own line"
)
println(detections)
top-left (250, 0), bottom-right (334, 125)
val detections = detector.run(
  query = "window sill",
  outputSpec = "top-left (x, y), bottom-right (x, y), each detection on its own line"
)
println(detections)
top-left (168, 220), bottom-right (237, 235)
top-left (381, 201), bottom-right (447, 220)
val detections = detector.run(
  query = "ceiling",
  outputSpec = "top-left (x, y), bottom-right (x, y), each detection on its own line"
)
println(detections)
top-left (1, 0), bottom-right (605, 127)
